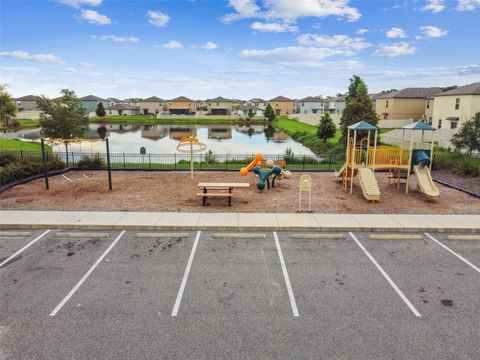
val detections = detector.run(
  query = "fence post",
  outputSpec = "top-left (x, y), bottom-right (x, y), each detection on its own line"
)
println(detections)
top-left (174, 153), bottom-right (177, 170)
top-left (149, 154), bottom-right (151, 169)
top-left (20, 150), bottom-right (23, 161)
top-left (106, 138), bottom-right (112, 191)
top-left (328, 155), bottom-right (332, 171)
top-left (72, 152), bottom-right (75, 168)
top-left (123, 153), bottom-right (126, 168)
top-left (40, 138), bottom-right (49, 190)
top-left (303, 155), bottom-right (305, 170)
top-left (225, 154), bottom-right (228, 170)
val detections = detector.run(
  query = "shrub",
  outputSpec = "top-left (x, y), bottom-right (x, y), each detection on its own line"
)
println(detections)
top-left (204, 150), bottom-right (217, 164)
top-left (75, 155), bottom-right (106, 169)
top-left (0, 152), bottom-right (18, 167)
top-left (0, 155), bottom-right (64, 186)
top-left (433, 150), bottom-right (480, 177)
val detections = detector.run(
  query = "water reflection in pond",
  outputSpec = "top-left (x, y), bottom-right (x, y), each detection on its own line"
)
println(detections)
top-left (3, 123), bottom-right (315, 155)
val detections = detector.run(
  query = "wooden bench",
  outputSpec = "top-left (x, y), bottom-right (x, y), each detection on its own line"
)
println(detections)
top-left (197, 182), bottom-right (250, 206)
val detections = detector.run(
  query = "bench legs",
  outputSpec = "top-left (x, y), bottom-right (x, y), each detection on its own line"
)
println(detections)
top-left (201, 195), bottom-right (232, 206)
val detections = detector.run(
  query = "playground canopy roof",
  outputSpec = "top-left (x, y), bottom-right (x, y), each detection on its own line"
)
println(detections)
top-left (348, 121), bottom-right (379, 131)
top-left (402, 121), bottom-right (436, 131)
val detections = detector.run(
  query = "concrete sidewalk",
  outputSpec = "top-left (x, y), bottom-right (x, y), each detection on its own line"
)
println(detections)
top-left (1, 211), bottom-right (479, 232)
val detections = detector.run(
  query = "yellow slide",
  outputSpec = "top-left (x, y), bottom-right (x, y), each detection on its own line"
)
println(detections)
top-left (413, 165), bottom-right (439, 197)
top-left (357, 168), bottom-right (381, 202)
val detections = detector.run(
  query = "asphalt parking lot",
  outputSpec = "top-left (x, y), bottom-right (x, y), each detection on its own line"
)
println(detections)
top-left (1, 229), bottom-right (479, 360)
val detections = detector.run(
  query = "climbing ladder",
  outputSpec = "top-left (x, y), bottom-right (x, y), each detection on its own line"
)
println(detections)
top-left (357, 168), bottom-right (381, 202)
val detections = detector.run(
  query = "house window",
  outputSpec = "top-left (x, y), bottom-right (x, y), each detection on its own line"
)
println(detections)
top-left (455, 98), bottom-right (460, 110)
top-left (438, 119), bottom-right (442, 129)
top-left (386, 100), bottom-right (389, 108)
top-left (426, 100), bottom-right (430, 109)
top-left (428, 116), bottom-right (432, 125)
top-left (217, 102), bottom-right (219, 106)
top-left (301, 102), bottom-right (304, 106)
top-left (155, 109), bottom-right (159, 114)
top-left (450, 121), bottom-right (457, 129)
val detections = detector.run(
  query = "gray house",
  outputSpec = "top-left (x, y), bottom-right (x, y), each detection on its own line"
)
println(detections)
top-left (15, 95), bottom-right (40, 111)
top-left (295, 96), bottom-right (324, 114)
top-left (106, 104), bottom-right (140, 116)
top-left (79, 95), bottom-right (109, 114)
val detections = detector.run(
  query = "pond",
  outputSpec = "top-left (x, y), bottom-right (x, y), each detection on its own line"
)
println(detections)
top-left (3, 123), bottom-right (316, 156)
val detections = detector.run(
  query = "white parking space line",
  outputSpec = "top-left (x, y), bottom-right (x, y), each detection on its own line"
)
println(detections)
top-left (348, 232), bottom-right (421, 317)
top-left (0, 230), bottom-right (51, 269)
top-left (425, 233), bottom-right (480, 274)
top-left (171, 231), bottom-right (201, 317)
top-left (49, 230), bottom-right (126, 317)
top-left (273, 232), bottom-right (299, 317)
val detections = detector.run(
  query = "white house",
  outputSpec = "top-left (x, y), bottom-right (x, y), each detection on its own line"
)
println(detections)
top-left (106, 104), bottom-right (140, 116)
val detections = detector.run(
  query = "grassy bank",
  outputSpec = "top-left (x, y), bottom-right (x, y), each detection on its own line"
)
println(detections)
top-left (90, 115), bottom-right (268, 125)
top-left (0, 139), bottom-right (50, 152)
top-left (273, 116), bottom-right (342, 154)
top-left (0, 119), bottom-right (41, 131)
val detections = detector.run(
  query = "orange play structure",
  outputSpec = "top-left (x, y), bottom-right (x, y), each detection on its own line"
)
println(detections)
top-left (240, 153), bottom-right (264, 176)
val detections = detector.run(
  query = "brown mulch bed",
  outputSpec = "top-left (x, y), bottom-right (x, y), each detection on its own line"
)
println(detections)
top-left (432, 169), bottom-right (480, 197)
top-left (0, 170), bottom-right (479, 214)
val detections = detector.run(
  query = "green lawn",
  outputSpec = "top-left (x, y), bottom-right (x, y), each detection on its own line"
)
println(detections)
top-left (0, 138), bottom-right (50, 151)
top-left (0, 118), bottom-right (41, 131)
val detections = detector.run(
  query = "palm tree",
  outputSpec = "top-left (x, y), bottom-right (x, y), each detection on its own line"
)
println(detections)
top-left (0, 84), bottom-right (19, 129)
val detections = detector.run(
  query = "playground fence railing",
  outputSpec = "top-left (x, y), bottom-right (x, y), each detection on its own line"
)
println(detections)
top-left (0, 150), bottom-right (346, 172)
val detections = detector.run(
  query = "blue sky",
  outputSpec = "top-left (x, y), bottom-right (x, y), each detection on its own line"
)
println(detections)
top-left (1, 0), bottom-right (479, 99)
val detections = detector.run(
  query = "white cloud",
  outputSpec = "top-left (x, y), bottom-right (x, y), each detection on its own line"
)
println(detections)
top-left (80, 62), bottom-right (96, 68)
top-left (161, 40), bottom-right (183, 49)
top-left (0, 66), bottom-right (41, 74)
top-left (420, 25), bottom-right (448, 38)
top-left (297, 34), bottom-right (371, 50)
top-left (386, 27), bottom-right (407, 38)
top-left (251, 21), bottom-right (298, 33)
top-left (200, 42), bottom-right (218, 50)
top-left (421, 0), bottom-right (445, 13)
top-left (147, 10), bottom-right (170, 27)
top-left (240, 46), bottom-right (360, 69)
top-left (0, 50), bottom-right (64, 64)
top-left (356, 28), bottom-right (369, 35)
top-left (55, 0), bottom-right (102, 8)
top-left (457, 0), bottom-right (480, 11)
top-left (373, 42), bottom-right (416, 57)
top-left (91, 35), bottom-right (139, 42)
top-left (223, 0), bottom-right (361, 23)
top-left (78, 9), bottom-right (111, 25)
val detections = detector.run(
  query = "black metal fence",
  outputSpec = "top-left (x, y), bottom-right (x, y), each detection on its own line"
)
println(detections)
top-left (0, 150), bottom-right (346, 172)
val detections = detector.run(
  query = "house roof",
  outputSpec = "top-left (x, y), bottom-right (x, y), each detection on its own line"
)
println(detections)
top-left (106, 104), bottom-right (139, 110)
top-left (376, 88), bottom-right (443, 99)
top-left (249, 98), bottom-right (266, 102)
top-left (142, 96), bottom-right (164, 102)
top-left (348, 121), bottom-right (378, 131)
top-left (108, 97), bottom-right (121, 102)
top-left (269, 96), bottom-right (294, 102)
top-left (402, 121), bottom-right (436, 131)
top-left (435, 82), bottom-right (480, 96)
top-left (15, 95), bottom-right (40, 101)
top-left (79, 95), bottom-right (106, 101)
top-left (209, 96), bottom-right (232, 102)
top-left (170, 96), bottom-right (194, 102)
top-left (299, 96), bottom-right (322, 102)
top-left (334, 95), bottom-right (347, 101)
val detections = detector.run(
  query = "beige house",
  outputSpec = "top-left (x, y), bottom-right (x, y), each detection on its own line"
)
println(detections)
top-left (423, 97), bottom-right (435, 125)
top-left (139, 96), bottom-right (166, 115)
top-left (207, 96), bottom-right (232, 115)
top-left (106, 104), bottom-right (140, 116)
top-left (431, 82), bottom-right (480, 129)
top-left (268, 96), bottom-right (294, 116)
top-left (168, 96), bottom-right (195, 115)
top-left (375, 88), bottom-right (442, 120)
top-left (247, 98), bottom-right (268, 110)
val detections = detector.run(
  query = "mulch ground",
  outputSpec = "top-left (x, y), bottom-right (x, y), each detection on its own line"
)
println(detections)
top-left (432, 169), bottom-right (480, 197)
top-left (1, 170), bottom-right (479, 214)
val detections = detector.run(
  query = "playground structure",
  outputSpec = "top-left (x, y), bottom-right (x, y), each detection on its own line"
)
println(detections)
top-left (176, 135), bottom-right (207, 179)
top-left (240, 154), bottom-right (292, 190)
top-left (41, 137), bottom-right (113, 191)
top-left (336, 121), bottom-right (439, 202)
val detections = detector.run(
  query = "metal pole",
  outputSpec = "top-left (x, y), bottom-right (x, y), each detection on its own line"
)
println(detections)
top-left (41, 138), bottom-right (49, 190)
top-left (350, 130), bottom-right (356, 194)
top-left (429, 131), bottom-right (434, 171)
top-left (190, 141), bottom-right (193, 179)
top-left (372, 130), bottom-right (378, 173)
top-left (106, 138), bottom-right (112, 191)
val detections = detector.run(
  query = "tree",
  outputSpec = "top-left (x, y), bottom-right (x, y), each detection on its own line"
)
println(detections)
top-left (264, 103), bottom-right (275, 122)
top-left (346, 75), bottom-right (363, 102)
top-left (247, 107), bottom-right (255, 120)
top-left (37, 89), bottom-right (90, 162)
top-left (317, 112), bottom-right (336, 143)
top-left (451, 112), bottom-right (480, 156)
top-left (340, 78), bottom-right (378, 140)
top-left (95, 101), bottom-right (106, 117)
top-left (0, 84), bottom-right (19, 129)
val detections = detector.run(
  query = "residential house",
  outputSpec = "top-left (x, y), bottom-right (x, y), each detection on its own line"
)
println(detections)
top-left (325, 95), bottom-right (347, 116)
top-left (423, 97), bottom-right (435, 125)
top-left (268, 96), bottom-right (294, 116)
top-left (169, 126), bottom-right (197, 140)
top-left (168, 96), bottom-right (196, 115)
top-left (430, 82), bottom-right (480, 129)
top-left (231, 99), bottom-right (245, 114)
top-left (237, 105), bottom-right (264, 117)
top-left (208, 127), bottom-right (232, 140)
top-left (15, 95), bottom-right (40, 111)
top-left (106, 104), bottom-right (140, 116)
top-left (375, 87), bottom-right (442, 120)
top-left (247, 98), bottom-right (268, 110)
top-left (295, 96), bottom-right (324, 114)
top-left (207, 96), bottom-right (232, 115)
top-left (122, 98), bottom-right (141, 106)
top-left (141, 125), bottom-right (168, 140)
top-left (139, 96), bottom-right (166, 115)
top-left (79, 95), bottom-right (109, 114)
top-left (107, 97), bottom-right (121, 107)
